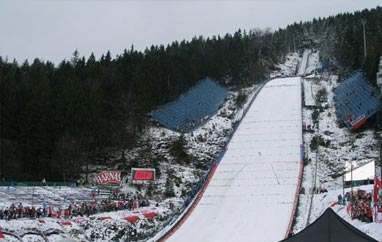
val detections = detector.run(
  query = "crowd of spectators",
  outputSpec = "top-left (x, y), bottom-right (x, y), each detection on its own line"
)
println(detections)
top-left (342, 190), bottom-right (373, 223)
top-left (0, 190), bottom-right (150, 221)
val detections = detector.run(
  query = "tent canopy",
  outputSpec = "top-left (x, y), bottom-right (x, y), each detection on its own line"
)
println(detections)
top-left (279, 208), bottom-right (378, 242)
top-left (345, 160), bottom-right (375, 182)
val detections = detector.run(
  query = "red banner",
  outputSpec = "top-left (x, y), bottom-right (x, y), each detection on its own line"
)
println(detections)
top-left (125, 215), bottom-right (139, 223)
top-left (95, 171), bottom-right (121, 185)
top-left (351, 115), bottom-right (367, 130)
top-left (131, 168), bottom-right (155, 181)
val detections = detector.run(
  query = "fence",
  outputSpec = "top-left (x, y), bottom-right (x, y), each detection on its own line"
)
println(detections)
top-left (284, 77), bottom-right (305, 238)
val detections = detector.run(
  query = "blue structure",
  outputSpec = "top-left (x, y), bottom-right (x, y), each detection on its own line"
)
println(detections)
top-left (334, 71), bottom-right (379, 130)
top-left (321, 59), bottom-right (331, 72)
top-left (151, 78), bottom-right (231, 133)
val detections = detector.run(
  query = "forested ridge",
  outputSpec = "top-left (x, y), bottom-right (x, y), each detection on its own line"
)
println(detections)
top-left (1, 6), bottom-right (381, 181)
top-left (286, 6), bottom-right (382, 80)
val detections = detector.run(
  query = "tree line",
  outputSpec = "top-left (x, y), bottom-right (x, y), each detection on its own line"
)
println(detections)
top-left (0, 29), bottom-right (283, 181)
top-left (1, 6), bottom-right (381, 181)
top-left (284, 6), bottom-right (382, 81)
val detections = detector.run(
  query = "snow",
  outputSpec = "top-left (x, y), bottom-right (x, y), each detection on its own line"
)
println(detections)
top-left (303, 79), bottom-right (316, 107)
top-left (0, 186), bottom-right (95, 208)
top-left (297, 49), bottom-right (311, 76)
top-left (293, 50), bottom-right (382, 241)
top-left (273, 53), bottom-right (300, 77)
top-left (298, 49), bottom-right (321, 77)
top-left (0, 85), bottom-right (263, 242)
top-left (161, 50), bottom-right (382, 242)
top-left (296, 183), bottom-right (382, 237)
top-left (304, 51), bottom-right (320, 75)
top-left (1, 51), bottom-right (381, 241)
top-left (165, 77), bottom-right (303, 242)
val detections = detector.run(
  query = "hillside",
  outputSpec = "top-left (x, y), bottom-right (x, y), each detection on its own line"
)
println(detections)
top-left (1, 5), bottom-right (382, 242)
top-left (2, 7), bottom-right (382, 182)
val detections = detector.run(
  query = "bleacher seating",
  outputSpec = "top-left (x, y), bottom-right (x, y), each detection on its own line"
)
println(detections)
top-left (334, 71), bottom-right (379, 130)
top-left (151, 78), bottom-right (231, 133)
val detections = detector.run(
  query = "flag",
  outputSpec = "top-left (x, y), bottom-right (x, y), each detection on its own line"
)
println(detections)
top-left (0, 230), bottom-right (5, 239)
top-left (374, 175), bottom-right (381, 202)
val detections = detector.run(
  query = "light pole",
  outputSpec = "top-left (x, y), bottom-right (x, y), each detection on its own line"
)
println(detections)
top-left (31, 187), bottom-right (35, 208)
top-left (377, 88), bottom-right (382, 182)
top-left (379, 91), bottom-right (382, 187)
top-left (361, 19), bottom-right (367, 62)
top-left (351, 160), bottom-right (353, 199)
top-left (377, 57), bottom-right (382, 183)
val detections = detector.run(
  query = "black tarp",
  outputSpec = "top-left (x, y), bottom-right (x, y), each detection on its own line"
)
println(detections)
top-left (279, 208), bottom-right (378, 242)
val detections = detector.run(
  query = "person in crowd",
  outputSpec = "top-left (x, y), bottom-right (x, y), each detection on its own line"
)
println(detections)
top-left (300, 187), bottom-right (305, 194)
top-left (337, 194), bottom-right (342, 204)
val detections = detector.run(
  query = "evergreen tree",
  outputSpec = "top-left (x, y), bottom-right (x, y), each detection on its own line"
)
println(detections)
top-left (1, 6), bottom-right (381, 181)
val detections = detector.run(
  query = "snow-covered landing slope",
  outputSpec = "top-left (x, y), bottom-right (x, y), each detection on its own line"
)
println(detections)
top-left (166, 77), bottom-right (303, 242)
top-left (297, 50), bottom-right (311, 76)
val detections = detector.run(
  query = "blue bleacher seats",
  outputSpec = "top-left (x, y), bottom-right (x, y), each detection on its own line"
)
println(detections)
top-left (151, 78), bottom-right (231, 133)
top-left (334, 71), bottom-right (379, 130)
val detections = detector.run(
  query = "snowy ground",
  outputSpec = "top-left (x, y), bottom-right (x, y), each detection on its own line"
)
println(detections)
top-left (297, 49), bottom-right (311, 76)
top-left (294, 51), bottom-right (382, 241)
top-left (165, 76), bottom-right (302, 242)
top-left (0, 80), bottom-right (263, 242)
top-left (303, 78), bottom-right (315, 107)
top-left (294, 184), bottom-right (382, 241)
top-left (0, 186), bottom-right (95, 209)
top-left (1, 51), bottom-right (381, 242)
top-left (273, 53), bottom-right (300, 77)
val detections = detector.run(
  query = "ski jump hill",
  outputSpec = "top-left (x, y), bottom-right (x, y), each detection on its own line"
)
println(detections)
top-left (159, 77), bottom-right (303, 242)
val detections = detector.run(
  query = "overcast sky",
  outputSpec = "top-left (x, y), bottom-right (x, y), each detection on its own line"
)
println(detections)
top-left (0, 0), bottom-right (380, 64)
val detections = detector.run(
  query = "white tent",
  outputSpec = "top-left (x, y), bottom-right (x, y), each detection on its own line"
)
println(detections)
top-left (345, 160), bottom-right (375, 183)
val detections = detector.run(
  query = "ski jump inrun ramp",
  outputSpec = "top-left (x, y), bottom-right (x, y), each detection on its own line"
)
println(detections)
top-left (163, 77), bottom-right (303, 242)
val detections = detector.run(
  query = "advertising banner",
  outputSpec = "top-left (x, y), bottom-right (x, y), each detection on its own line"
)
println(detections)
top-left (95, 171), bottom-right (121, 185)
top-left (131, 168), bottom-right (156, 181)
top-left (300, 144), bottom-right (304, 162)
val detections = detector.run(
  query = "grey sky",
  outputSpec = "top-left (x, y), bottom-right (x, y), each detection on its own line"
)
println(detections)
top-left (0, 0), bottom-right (380, 64)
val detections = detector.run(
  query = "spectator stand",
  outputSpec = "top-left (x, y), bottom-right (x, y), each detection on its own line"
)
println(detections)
top-left (334, 71), bottom-right (379, 130)
top-left (151, 78), bottom-right (231, 133)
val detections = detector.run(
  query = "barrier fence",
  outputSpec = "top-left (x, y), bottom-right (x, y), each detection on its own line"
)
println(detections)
top-left (284, 158), bottom-right (304, 238)
top-left (284, 76), bottom-right (304, 238)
